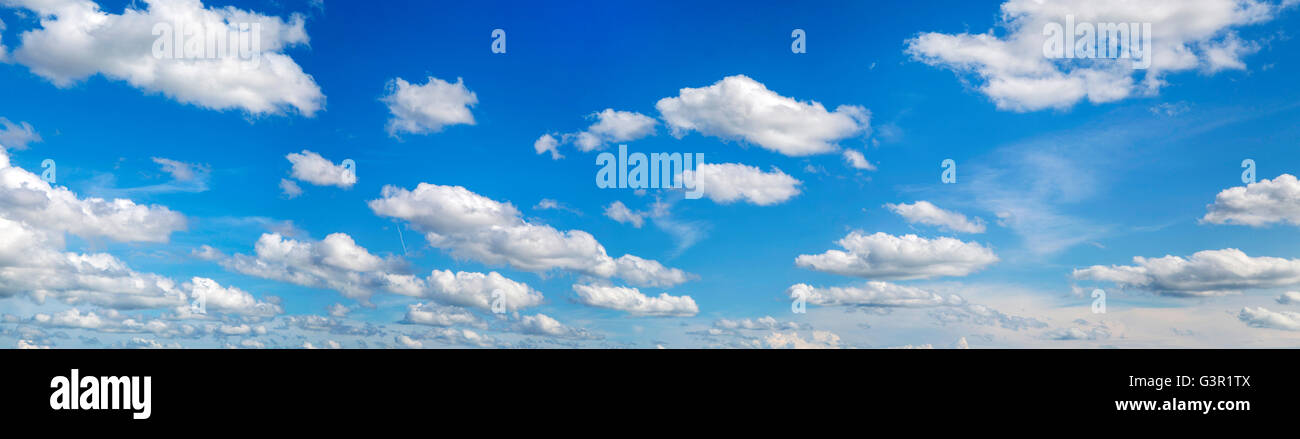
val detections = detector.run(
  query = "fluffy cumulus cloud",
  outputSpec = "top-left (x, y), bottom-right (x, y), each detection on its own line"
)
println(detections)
top-left (0, 237), bottom-right (183, 309)
top-left (533, 109), bottom-right (657, 158)
top-left (906, 0), bottom-right (1293, 111)
top-left (571, 109), bottom-right (657, 152)
top-left (17, 339), bottom-right (51, 349)
top-left (611, 255), bottom-right (695, 288)
top-left (188, 276), bottom-right (282, 317)
top-left (224, 232), bottom-right (399, 300)
top-left (285, 150), bottom-right (356, 188)
top-left (413, 269), bottom-right (543, 312)
top-left (533, 133), bottom-right (562, 160)
top-left (0, 148), bottom-right (244, 311)
top-left (842, 149), bottom-right (876, 171)
top-left (603, 201), bottom-right (645, 228)
top-left (656, 75), bottom-right (870, 156)
top-left (572, 284), bottom-right (698, 317)
top-left (795, 232), bottom-right (999, 280)
top-left (1238, 307), bottom-right (1300, 331)
top-left (28, 304), bottom-right (277, 336)
top-left (368, 182), bottom-right (692, 287)
top-left (279, 178), bottom-right (302, 198)
top-left (1073, 248), bottom-right (1300, 296)
top-left (222, 233), bottom-right (401, 300)
top-left (511, 313), bottom-right (599, 340)
top-left (382, 76), bottom-right (477, 136)
top-left (0, 152), bottom-right (186, 243)
top-left (1, 0), bottom-right (324, 115)
top-left (764, 330), bottom-right (842, 349)
top-left (29, 308), bottom-right (188, 337)
top-left (1201, 174), bottom-right (1300, 227)
top-left (400, 302), bottom-right (484, 328)
top-left (0, 217), bottom-right (277, 315)
top-left (0, 118), bottom-right (41, 150)
top-left (394, 334), bottom-right (423, 349)
top-left (222, 232), bottom-right (544, 310)
top-left (886, 201), bottom-right (987, 234)
top-left (787, 282), bottom-right (964, 308)
top-left (685, 163), bottom-right (802, 206)
top-left (404, 327), bottom-right (499, 348)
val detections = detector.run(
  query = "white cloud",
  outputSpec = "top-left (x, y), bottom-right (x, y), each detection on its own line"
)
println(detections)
top-left (0, 149), bottom-right (241, 311)
top-left (954, 337), bottom-right (970, 349)
top-left (656, 75), bottom-right (870, 156)
top-left (570, 109), bottom-right (657, 152)
top-left (222, 232), bottom-right (544, 311)
top-left (28, 306), bottom-right (271, 337)
top-left (787, 282), bottom-right (964, 307)
top-left (713, 316), bottom-right (801, 331)
top-left (1073, 248), bottom-right (1300, 296)
top-left (535, 109), bottom-right (657, 157)
top-left (406, 327), bottom-right (499, 348)
top-left (843, 149), bottom-right (877, 171)
top-left (394, 334), bottom-right (423, 349)
top-left (286, 150), bottom-right (356, 188)
top-left (612, 255), bottom-right (695, 288)
top-left (151, 157), bottom-right (208, 182)
top-left (327, 303), bottom-right (350, 317)
top-left (400, 302), bottom-right (484, 328)
top-left (511, 313), bottom-right (599, 340)
top-left (223, 232), bottom-right (404, 301)
top-left (929, 303), bottom-right (1047, 331)
top-left (795, 232), bottom-right (999, 280)
top-left (764, 330), bottom-right (842, 349)
top-left (0, 150), bottom-right (187, 243)
top-left (0, 232), bottom-right (187, 309)
top-left (0, 118), bottom-right (41, 150)
top-left (18, 339), bottom-right (53, 349)
top-left (3, 0), bottom-right (324, 115)
top-left (368, 182), bottom-right (692, 287)
top-left (905, 0), bottom-right (1291, 111)
top-left (278, 315), bottom-right (381, 337)
top-left (0, 211), bottom-right (275, 313)
top-left (382, 76), bottom-right (477, 136)
top-left (415, 269), bottom-right (544, 312)
top-left (32, 308), bottom-right (112, 330)
top-left (603, 201), bottom-right (645, 228)
top-left (279, 178), bottom-right (302, 198)
top-left (1239, 306), bottom-right (1300, 331)
top-left (685, 162), bottom-right (802, 206)
top-left (1201, 174), bottom-right (1300, 227)
top-left (886, 201), bottom-right (987, 234)
top-left (0, 17), bottom-right (7, 62)
top-left (1043, 326), bottom-right (1112, 341)
top-left (533, 133), bottom-right (562, 160)
top-left (1277, 291), bottom-right (1300, 305)
top-left (125, 337), bottom-right (180, 349)
top-left (572, 284), bottom-right (698, 317)
top-left (188, 277), bottom-right (282, 317)
top-left (534, 198), bottom-right (579, 214)
top-left (301, 340), bottom-right (341, 349)
top-left (1150, 101), bottom-right (1192, 116)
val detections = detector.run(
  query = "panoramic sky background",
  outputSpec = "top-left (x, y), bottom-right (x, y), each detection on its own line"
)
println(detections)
top-left (3, 0), bottom-right (1300, 349)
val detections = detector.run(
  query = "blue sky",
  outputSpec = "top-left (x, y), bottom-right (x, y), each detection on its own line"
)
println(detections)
top-left (3, 0), bottom-right (1300, 348)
